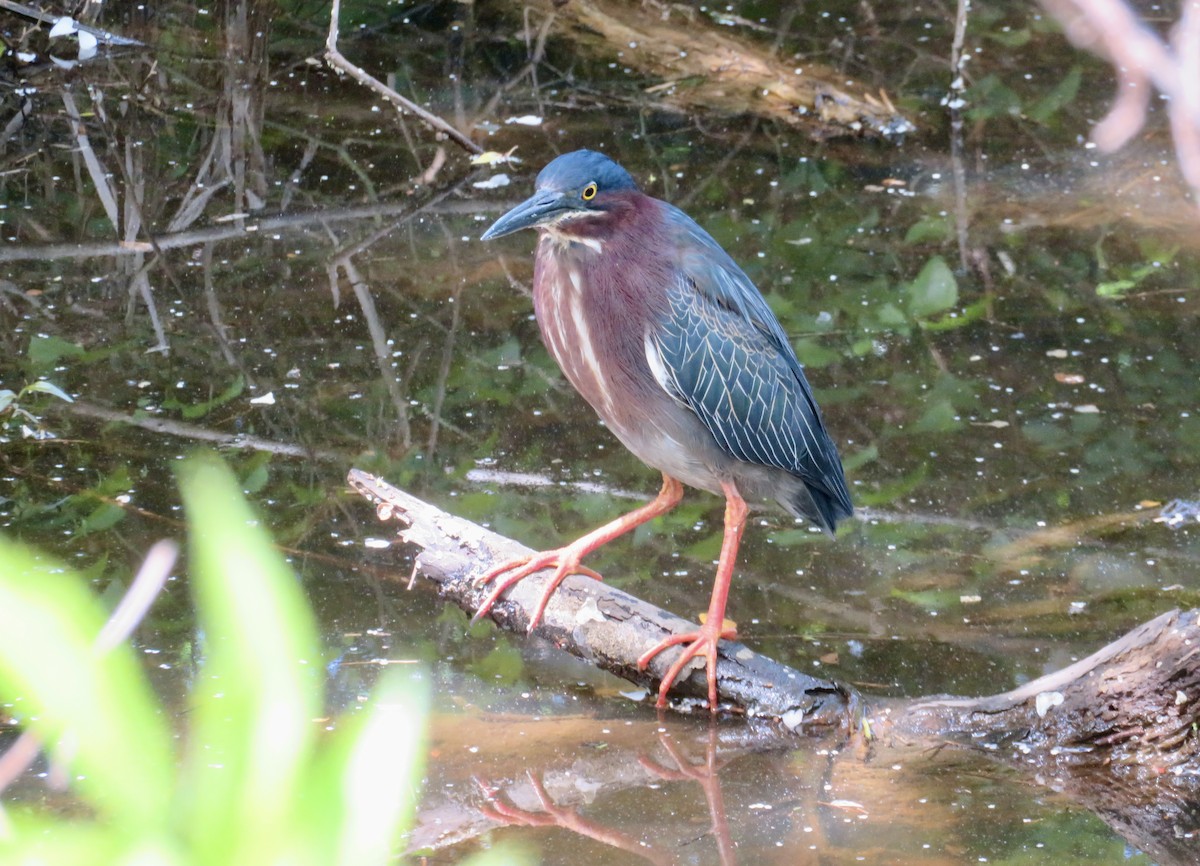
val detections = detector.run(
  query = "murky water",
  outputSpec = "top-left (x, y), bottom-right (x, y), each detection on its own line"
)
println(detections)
top-left (2, 1), bottom-right (1198, 863)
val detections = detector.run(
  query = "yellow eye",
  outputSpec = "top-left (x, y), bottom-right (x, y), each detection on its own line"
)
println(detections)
top-left (581, 182), bottom-right (598, 201)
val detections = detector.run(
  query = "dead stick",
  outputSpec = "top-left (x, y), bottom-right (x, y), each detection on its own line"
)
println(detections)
top-left (348, 469), bottom-right (855, 727)
top-left (323, 0), bottom-right (482, 155)
top-left (349, 469), bottom-right (1200, 779)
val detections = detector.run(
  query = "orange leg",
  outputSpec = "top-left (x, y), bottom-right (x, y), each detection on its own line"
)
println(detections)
top-left (637, 480), bottom-right (746, 710)
top-left (473, 474), bottom-right (684, 631)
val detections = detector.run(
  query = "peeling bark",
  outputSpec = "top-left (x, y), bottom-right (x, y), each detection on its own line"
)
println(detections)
top-left (349, 469), bottom-right (854, 729)
top-left (883, 607), bottom-right (1200, 775)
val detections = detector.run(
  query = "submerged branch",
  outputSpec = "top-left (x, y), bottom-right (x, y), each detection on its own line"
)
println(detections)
top-left (490, 0), bottom-right (913, 140)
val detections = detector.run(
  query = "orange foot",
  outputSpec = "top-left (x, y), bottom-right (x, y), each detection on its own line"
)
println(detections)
top-left (637, 619), bottom-right (737, 710)
top-left (472, 542), bottom-right (604, 632)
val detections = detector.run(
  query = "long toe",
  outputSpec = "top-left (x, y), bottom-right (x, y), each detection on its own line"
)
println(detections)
top-left (471, 544), bottom-right (606, 629)
top-left (638, 624), bottom-right (733, 710)
top-left (476, 552), bottom-right (541, 587)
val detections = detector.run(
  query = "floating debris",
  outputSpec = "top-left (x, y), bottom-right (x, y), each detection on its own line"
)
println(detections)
top-left (1157, 499), bottom-right (1200, 527)
top-left (472, 174), bottom-right (511, 190)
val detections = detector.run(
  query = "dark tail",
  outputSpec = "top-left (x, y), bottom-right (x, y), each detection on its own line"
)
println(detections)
top-left (788, 478), bottom-right (853, 537)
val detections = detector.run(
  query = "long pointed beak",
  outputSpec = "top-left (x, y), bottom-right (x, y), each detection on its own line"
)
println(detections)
top-left (481, 189), bottom-right (569, 241)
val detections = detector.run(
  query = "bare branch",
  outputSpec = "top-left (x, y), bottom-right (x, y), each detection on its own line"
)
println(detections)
top-left (323, 0), bottom-right (482, 155)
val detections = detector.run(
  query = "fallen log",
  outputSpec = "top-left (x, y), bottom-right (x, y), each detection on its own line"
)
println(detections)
top-left (486, 0), bottom-right (914, 141)
top-left (348, 469), bottom-right (855, 730)
top-left (348, 470), bottom-right (1199, 765)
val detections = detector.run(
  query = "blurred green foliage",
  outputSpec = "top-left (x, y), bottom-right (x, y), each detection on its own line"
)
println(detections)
top-left (0, 455), bottom-right (520, 866)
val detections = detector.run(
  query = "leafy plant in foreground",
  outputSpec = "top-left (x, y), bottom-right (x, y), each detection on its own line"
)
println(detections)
top-left (0, 454), bottom-right (518, 866)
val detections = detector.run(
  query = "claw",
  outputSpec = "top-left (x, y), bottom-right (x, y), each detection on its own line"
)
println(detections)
top-left (468, 475), bottom-right (685, 632)
top-left (637, 620), bottom-right (737, 709)
top-left (471, 546), bottom-right (604, 631)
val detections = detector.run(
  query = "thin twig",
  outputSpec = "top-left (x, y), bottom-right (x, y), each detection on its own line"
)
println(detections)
top-left (339, 257), bottom-right (413, 448)
top-left (948, 0), bottom-right (971, 273)
top-left (426, 282), bottom-right (462, 458)
top-left (61, 91), bottom-right (120, 229)
top-left (323, 0), bottom-right (481, 155)
top-left (0, 195), bottom-right (494, 262)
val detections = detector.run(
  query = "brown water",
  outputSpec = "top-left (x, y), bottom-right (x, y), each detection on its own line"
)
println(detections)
top-left (2, 1), bottom-right (1198, 863)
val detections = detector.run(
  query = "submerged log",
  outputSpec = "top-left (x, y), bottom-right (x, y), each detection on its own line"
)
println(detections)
top-left (347, 469), bottom-right (1200, 778)
top-left (489, 0), bottom-right (914, 141)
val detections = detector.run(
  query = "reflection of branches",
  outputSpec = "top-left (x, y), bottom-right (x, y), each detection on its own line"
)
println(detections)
top-left (62, 89), bottom-right (170, 351)
top-left (64, 400), bottom-right (343, 461)
top-left (323, 0), bottom-right (481, 155)
top-left (426, 282), bottom-right (461, 459)
top-left (320, 173), bottom-right (480, 450)
top-left (1038, 0), bottom-right (1200, 209)
top-left (948, 0), bottom-right (971, 274)
top-left (60, 92), bottom-right (119, 226)
top-left (477, 6), bottom-right (558, 123)
top-left (331, 255), bottom-right (412, 449)
top-left (0, 197), bottom-right (491, 262)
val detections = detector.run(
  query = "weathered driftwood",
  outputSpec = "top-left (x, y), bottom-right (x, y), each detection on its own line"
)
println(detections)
top-left (348, 469), bottom-right (854, 729)
top-left (348, 469), bottom-right (1200, 778)
top-left (491, 0), bottom-right (913, 141)
top-left (885, 608), bottom-right (1200, 774)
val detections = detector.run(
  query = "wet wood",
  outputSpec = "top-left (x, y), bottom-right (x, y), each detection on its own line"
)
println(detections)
top-left (881, 607), bottom-right (1200, 774)
top-left (348, 470), bottom-right (1200, 774)
top-left (491, 0), bottom-right (913, 141)
top-left (352, 470), bottom-right (1198, 862)
top-left (348, 469), bottom-right (855, 728)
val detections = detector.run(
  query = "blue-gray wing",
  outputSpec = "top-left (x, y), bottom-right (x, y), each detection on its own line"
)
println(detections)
top-left (648, 204), bottom-right (853, 531)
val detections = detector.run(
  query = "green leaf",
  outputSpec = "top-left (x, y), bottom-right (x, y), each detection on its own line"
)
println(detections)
top-left (903, 214), bottom-right (953, 245)
top-left (469, 642), bottom-right (524, 685)
top-left (890, 586), bottom-right (962, 611)
top-left (874, 302), bottom-right (909, 328)
top-left (78, 501), bottom-right (127, 536)
top-left (906, 255), bottom-right (959, 318)
top-left (911, 398), bottom-right (962, 433)
top-left (1028, 66), bottom-right (1082, 123)
top-left (1096, 278), bottom-right (1136, 298)
top-left (986, 27), bottom-right (1031, 48)
top-left (854, 464), bottom-right (930, 506)
top-left (184, 375), bottom-right (245, 419)
top-left (329, 671), bottom-right (428, 866)
top-left (21, 379), bottom-right (75, 403)
top-left (919, 298), bottom-right (990, 332)
top-left (26, 335), bottom-right (85, 372)
top-left (240, 452), bottom-right (272, 495)
top-left (176, 453), bottom-right (322, 864)
top-left (0, 389), bottom-right (15, 414)
top-left (965, 74), bottom-right (1022, 122)
top-left (792, 339), bottom-right (842, 368)
top-left (840, 444), bottom-right (879, 473)
top-left (0, 539), bottom-right (174, 826)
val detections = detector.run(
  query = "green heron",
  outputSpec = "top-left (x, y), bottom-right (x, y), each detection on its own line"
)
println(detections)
top-left (478, 149), bottom-right (852, 710)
